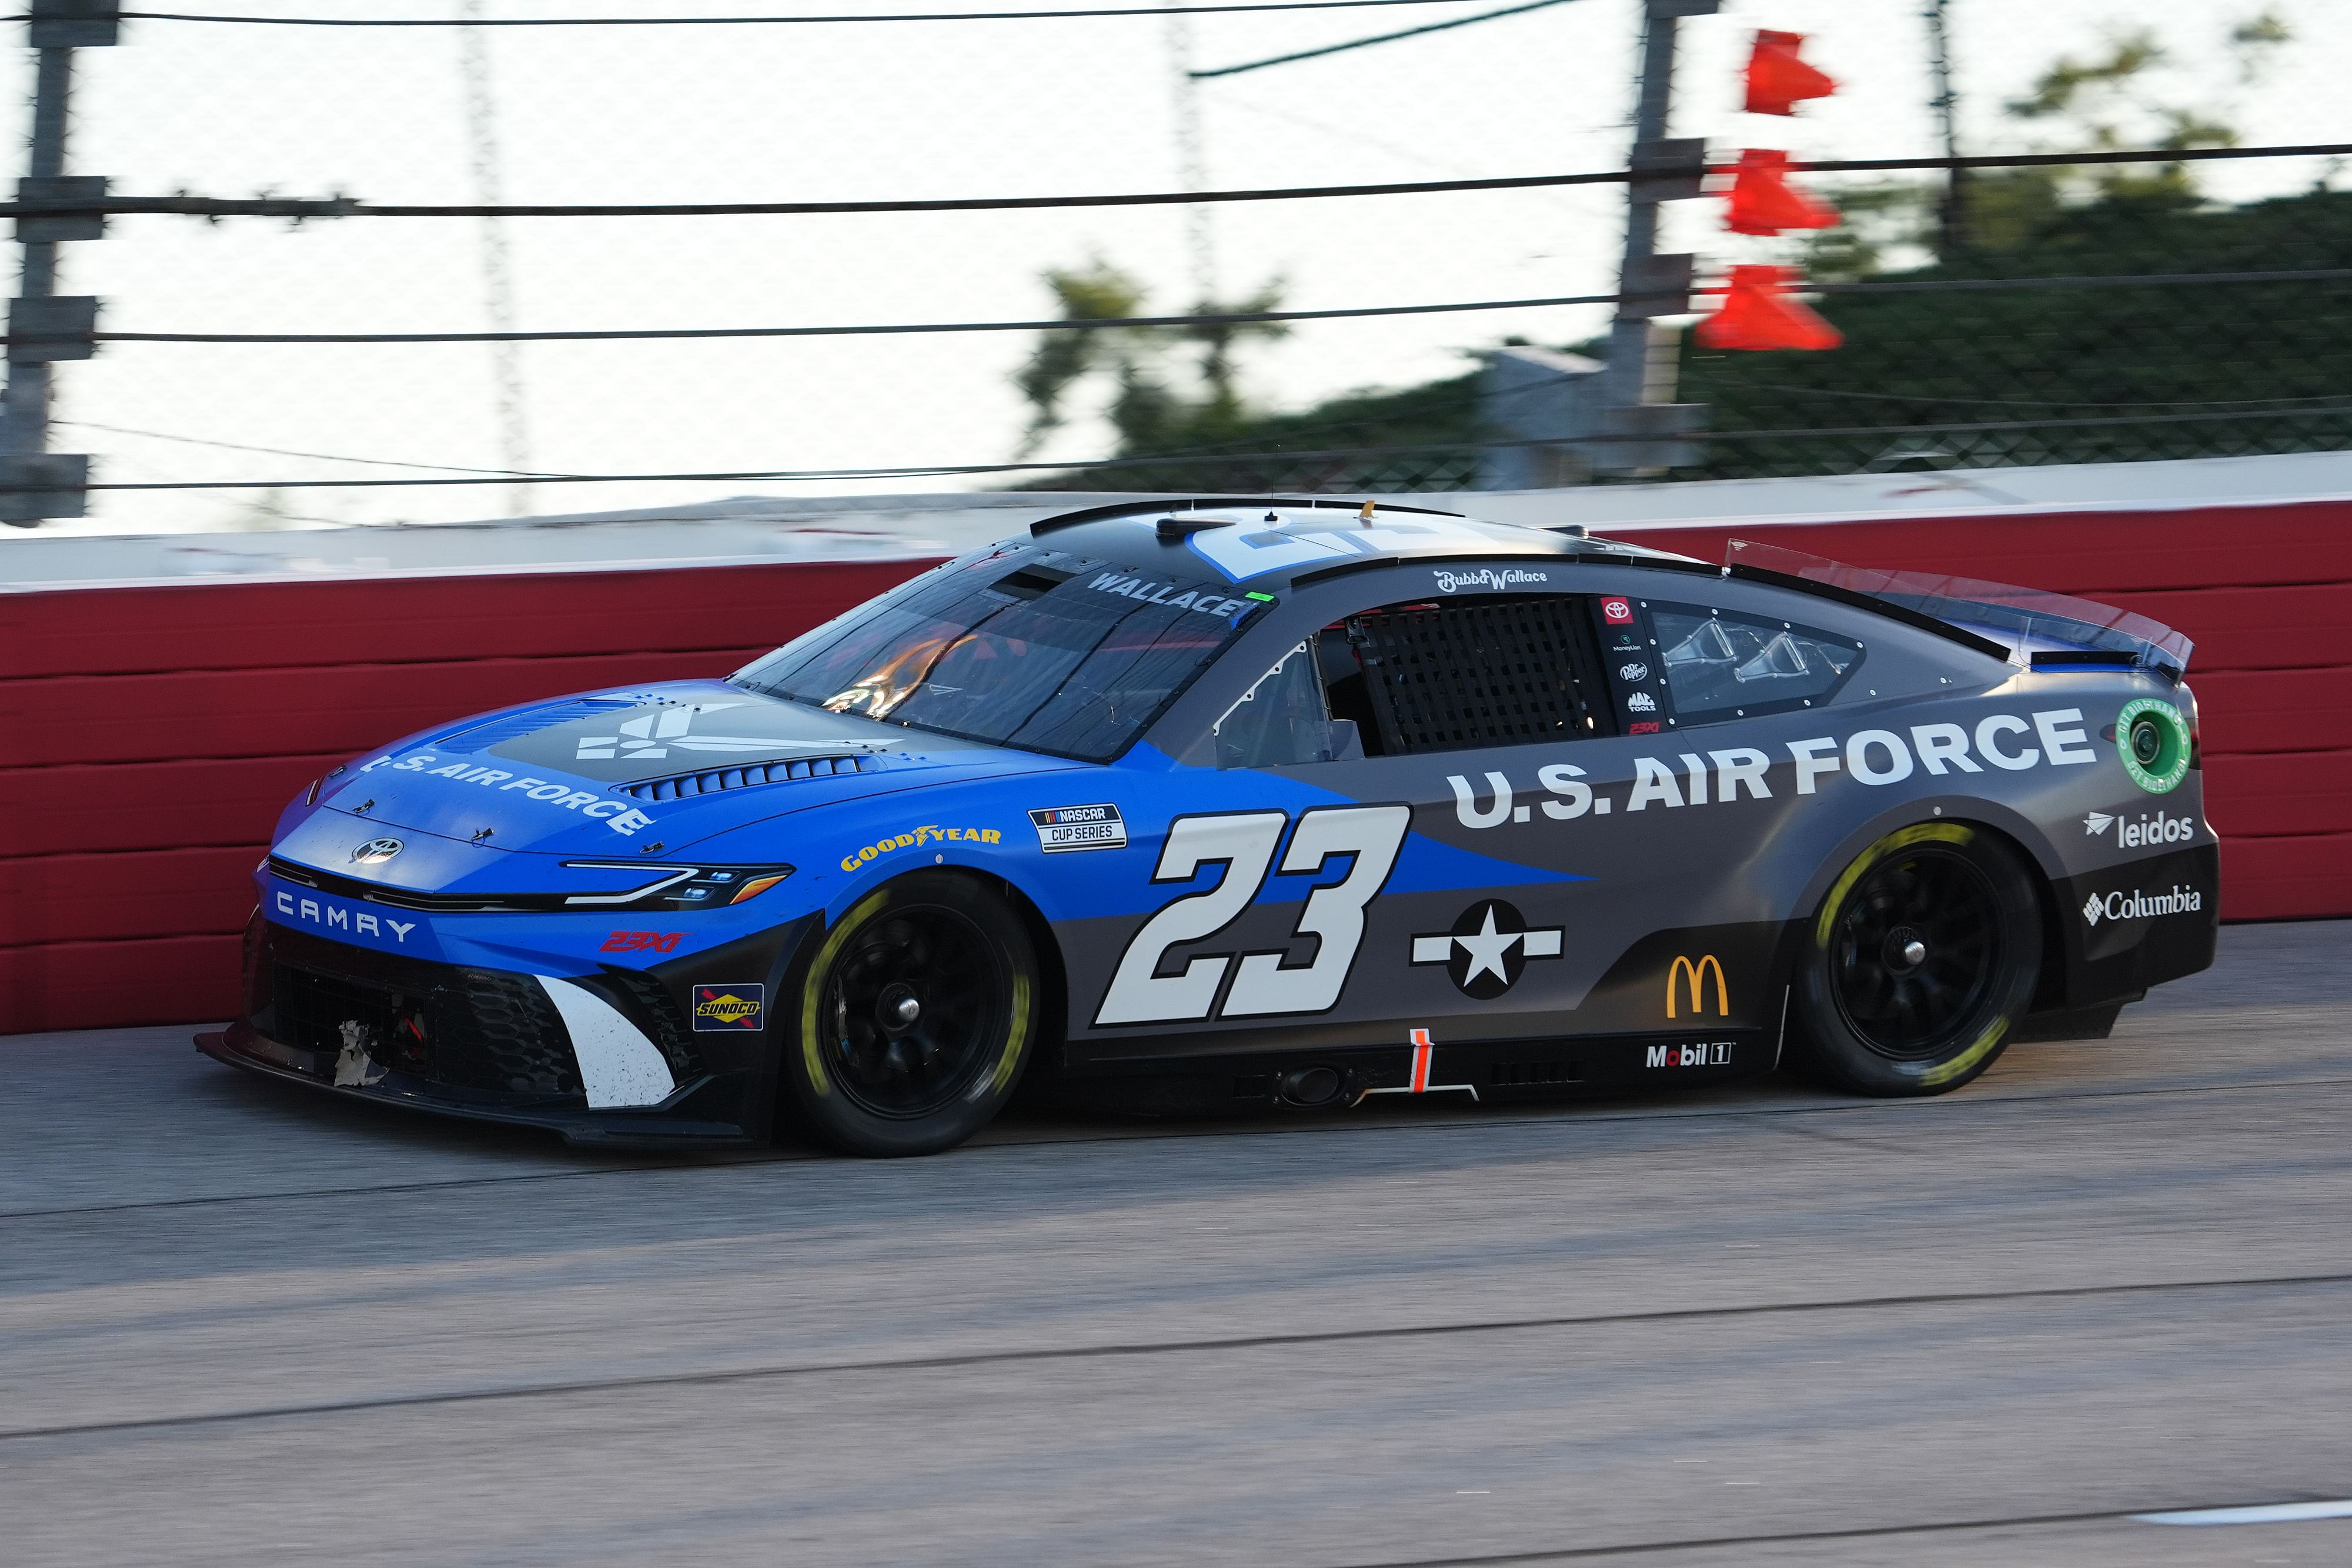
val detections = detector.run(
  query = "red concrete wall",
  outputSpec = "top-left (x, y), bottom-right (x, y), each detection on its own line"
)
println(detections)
top-left (0, 559), bottom-right (942, 1034)
top-left (1628, 499), bottom-right (2352, 930)
top-left (4, 499), bottom-right (2344, 1035)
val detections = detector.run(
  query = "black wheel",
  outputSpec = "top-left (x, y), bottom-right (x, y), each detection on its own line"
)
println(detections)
top-left (780, 871), bottom-right (1041, 1156)
top-left (1787, 823), bottom-right (2042, 1096)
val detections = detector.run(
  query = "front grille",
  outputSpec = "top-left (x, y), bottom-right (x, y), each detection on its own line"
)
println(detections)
top-left (266, 958), bottom-right (579, 1098)
top-left (621, 752), bottom-right (874, 803)
top-left (601, 968), bottom-right (701, 1078)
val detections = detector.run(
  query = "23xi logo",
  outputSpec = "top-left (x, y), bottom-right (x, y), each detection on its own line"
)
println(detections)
top-left (1411, 900), bottom-right (1565, 999)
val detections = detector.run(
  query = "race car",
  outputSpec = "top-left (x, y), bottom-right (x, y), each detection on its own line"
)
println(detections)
top-left (198, 497), bottom-right (2218, 1156)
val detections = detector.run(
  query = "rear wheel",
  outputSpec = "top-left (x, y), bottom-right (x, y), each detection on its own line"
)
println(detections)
top-left (781, 872), bottom-right (1039, 1156)
top-left (1787, 823), bottom-right (2042, 1096)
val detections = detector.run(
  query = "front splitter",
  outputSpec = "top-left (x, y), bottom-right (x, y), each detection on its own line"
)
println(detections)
top-left (194, 1027), bottom-right (759, 1149)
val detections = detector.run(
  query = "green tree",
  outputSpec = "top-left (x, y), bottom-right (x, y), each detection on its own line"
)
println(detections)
top-left (1011, 258), bottom-right (1290, 461)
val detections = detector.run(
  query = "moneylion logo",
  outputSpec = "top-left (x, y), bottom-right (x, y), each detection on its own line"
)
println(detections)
top-left (1666, 954), bottom-right (1729, 1018)
top-left (2082, 885), bottom-right (2204, 927)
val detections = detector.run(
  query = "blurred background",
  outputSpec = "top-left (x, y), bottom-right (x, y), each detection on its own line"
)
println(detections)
top-left (0, 0), bottom-right (2344, 532)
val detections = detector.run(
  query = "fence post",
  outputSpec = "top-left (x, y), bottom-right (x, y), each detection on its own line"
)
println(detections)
top-left (1, 0), bottom-right (114, 526)
top-left (1596, 0), bottom-right (1713, 476)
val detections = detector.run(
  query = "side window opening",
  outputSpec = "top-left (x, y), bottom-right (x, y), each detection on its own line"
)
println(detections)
top-left (1215, 641), bottom-right (1358, 768)
top-left (1324, 595), bottom-right (1610, 758)
top-left (1643, 602), bottom-right (1863, 724)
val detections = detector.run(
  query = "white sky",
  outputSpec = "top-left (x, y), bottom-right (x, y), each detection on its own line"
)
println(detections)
top-left (5, 0), bottom-right (2344, 534)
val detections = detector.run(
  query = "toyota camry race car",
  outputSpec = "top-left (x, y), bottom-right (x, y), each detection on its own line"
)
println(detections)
top-left (198, 499), bottom-right (2217, 1155)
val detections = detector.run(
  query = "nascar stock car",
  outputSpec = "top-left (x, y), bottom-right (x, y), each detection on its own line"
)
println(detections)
top-left (198, 497), bottom-right (2217, 1156)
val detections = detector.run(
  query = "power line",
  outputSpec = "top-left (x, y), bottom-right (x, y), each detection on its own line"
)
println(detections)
top-left (51, 269), bottom-right (2352, 349)
top-left (1190, 0), bottom-right (1573, 79)
top-left (55, 419), bottom-right (561, 476)
top-left (11, 142), bottom-right (2346, 222)
top-left (51, 403), bottom-right (2352, 494)
top-left (111, 1), bottom-right (1508, 25)
top-left (87, 290), bottom-right (1620, 345)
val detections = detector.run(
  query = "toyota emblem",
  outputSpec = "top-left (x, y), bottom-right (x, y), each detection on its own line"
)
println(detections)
top-left (352, 837), bottom-right (404, 865)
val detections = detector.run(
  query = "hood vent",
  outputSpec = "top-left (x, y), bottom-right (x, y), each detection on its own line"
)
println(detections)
top-left (436, 696), bottom-right (643, 753)
top-left (622, 753), bottom-right (876, 803)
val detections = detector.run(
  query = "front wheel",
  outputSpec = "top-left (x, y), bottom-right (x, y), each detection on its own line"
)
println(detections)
top-left (780, 872), bottom-right (1040, 1156)
top-left (1787, 823), bottom-right (2042, 1096)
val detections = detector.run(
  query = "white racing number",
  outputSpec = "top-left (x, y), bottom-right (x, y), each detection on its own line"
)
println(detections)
top-left (1093, 805), bottom-right (1411, 1026)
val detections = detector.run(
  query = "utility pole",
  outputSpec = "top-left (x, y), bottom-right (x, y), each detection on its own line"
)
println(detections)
top-left (1595, 0), bottom-right (1713, 476)
top-left (1923, 0), bottom-right (1966, 255)
top-left (1, 0), bottom-right (112, 526)
top-left (1165, 0), bottom-right (1218, 309)
top-left (459, 1), bottom-right (531, 517)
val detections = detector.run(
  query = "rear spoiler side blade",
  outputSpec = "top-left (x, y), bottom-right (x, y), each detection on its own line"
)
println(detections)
top-left (1723, 539), bottom-right (2192, 680)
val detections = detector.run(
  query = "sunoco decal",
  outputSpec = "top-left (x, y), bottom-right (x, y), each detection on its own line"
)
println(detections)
top-left (693, 984), bottom-right (766, 1031)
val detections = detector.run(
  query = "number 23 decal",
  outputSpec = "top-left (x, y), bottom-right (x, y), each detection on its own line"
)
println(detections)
top-left (1094, 805), bottom-right (1411, 1026)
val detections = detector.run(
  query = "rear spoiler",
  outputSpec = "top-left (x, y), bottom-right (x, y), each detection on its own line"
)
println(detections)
top-left (1722, 539), bottom-right (2192, 681)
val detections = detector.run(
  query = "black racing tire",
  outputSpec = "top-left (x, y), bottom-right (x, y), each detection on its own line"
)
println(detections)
top-left (1786, 822), bottom-right (2042, 1097)
top-left (780, 871), bottom-right (1041, 1157)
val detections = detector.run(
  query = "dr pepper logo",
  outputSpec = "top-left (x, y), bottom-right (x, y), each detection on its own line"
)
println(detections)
top-left (1601, 597), bottom-right (1635, 624)
top-left (693, 984), bottom-right (766, 1031)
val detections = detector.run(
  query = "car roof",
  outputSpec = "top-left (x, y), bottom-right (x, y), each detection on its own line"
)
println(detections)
top-left (1023, 497), bottom-right (1701, 591)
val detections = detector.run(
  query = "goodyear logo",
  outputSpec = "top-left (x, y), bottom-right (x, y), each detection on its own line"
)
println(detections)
top-left (693, 983), bottom-right (766, 1031)
top-left (841, 824), bottom-right (1001, 872)
top-left (1666, 954), bottom-right (1729, 1019)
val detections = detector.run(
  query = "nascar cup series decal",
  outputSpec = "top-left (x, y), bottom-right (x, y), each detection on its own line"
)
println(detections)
top-left (1030, 804), bottom-right (1128, 852)
top-left (1446, 708), bottom-right (2104, 827)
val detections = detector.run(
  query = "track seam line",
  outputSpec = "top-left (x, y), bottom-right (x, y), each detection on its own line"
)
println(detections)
top-left (9, 1268), bottom-right (2352, 1446)
top-left (1330, 1495), bottom-right (2340, 1565)
top-left (8, 1069), bottom-right (2350, 1223)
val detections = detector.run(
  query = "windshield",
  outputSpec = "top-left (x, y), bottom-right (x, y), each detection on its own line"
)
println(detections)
top-left (730, 546), bottom-right (1264, 761)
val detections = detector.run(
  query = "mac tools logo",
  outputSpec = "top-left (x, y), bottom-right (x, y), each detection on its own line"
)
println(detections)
top-left (2082, 885), bottom-right (2204, 926)
top-left (1433, 567), bottom-right (1549, 593)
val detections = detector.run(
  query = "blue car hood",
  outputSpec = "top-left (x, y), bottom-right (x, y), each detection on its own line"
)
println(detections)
top-left (288, 679), bottom-right (1082, 873)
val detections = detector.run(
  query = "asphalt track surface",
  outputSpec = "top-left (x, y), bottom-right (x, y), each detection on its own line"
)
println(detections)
top-left (7, 922), bottom-right (2352, 1566)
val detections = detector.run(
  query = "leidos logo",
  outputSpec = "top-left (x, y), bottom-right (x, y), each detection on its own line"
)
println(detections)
top-left (2082, 885), bottom-right (2204, 927)
top-left (1666, 954), bottom-right (1729, 1018)
top-left (2083, 808), bottom-right (2197, 848)
top-left (1648, 1042), bottom-right (1732, 1069)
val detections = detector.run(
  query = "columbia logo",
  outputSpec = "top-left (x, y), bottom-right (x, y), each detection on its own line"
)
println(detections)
top-left (2082, 893), bottom-right (2104, 927)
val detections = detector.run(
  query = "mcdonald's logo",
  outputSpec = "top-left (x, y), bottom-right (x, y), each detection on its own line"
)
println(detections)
top-left (1666, 954), bottom-right (1729, 1019)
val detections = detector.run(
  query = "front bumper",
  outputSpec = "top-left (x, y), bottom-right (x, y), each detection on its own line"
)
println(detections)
top-left (199, 914), bottom-right (817, 1146)
top-left (195, 1024), bottom-right (750, 1146)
